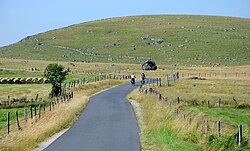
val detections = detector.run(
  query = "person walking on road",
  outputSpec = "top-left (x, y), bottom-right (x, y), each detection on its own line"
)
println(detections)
top-left (141, 72), bottom-right (146, 85)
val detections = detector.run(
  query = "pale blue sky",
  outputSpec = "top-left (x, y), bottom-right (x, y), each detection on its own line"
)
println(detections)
top-left (0, 0), bottom-right (249, 47)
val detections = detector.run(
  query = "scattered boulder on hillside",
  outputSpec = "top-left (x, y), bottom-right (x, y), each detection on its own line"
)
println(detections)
top-left (36, 42), bottom-right (43, 46)
top-left (140, 33), bottom-right (164, 45)
top-left (142, 59), bottom-right (157, 70)
top-left (224, 28), bottom-right (236, 32)
top-left (141, 34), bottom-right (151, 40)
top-left (62, 54), bottom-right (68, 58)
top-left (178, 44), bottom-right (185, 48)
top-left (112, 43), bottom-right (118, 47)
top-left (131, 46), bottom-right (136, 51)
top-left (86, 29), bottom-right (93, 33)
top-left (153, 38), bottom-right (164, 45)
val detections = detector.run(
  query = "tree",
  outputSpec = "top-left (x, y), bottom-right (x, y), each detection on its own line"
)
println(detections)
top-left (44, 64), bottom-right (68, 97)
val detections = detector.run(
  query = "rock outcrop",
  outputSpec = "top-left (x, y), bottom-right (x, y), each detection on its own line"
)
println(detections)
top-left (142, 59), bottom-right (157, 70)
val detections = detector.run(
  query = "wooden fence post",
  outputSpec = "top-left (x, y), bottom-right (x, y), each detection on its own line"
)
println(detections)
top-left (35, 94), bottom-right (39, 101)
top-left (34, 106), bottom-right (37, 122)
top-left (49, 102), bottom-right (51, 111)
top-left (159, 78), bottom-right (162, 86)
top-left (205, 119), bottom-right (209, 134)
top-left (217, 121), bottom-right (220, 138)
top-left (176, 109), bottom-right (180, 117)
top-left (24, 108), bottom-right (27, 123)
top-left (167, 74), bottom-right (170, 86)
top-left (182, 114), bottom-right (185, 123)
top-left (7, 112), bottom-right (10, 134)
top-left (64, 95), bottom-right (66, 102)
top-left (38, 105), bottom-right (41, 119)
top-left (177, 97), bottom-right (180, 104)
top-left (237, 124), bottom-right (243, 146)
top-left (16, 111), bottom-right (21, 130)
top-left (43, 103), bottom-right (46, 114)
top-left (30, 106), bottom-right (33, 119)
top-left (159, 93), bottom-right (162, 100)
top-left (188, 116), bottom-right (191, 125)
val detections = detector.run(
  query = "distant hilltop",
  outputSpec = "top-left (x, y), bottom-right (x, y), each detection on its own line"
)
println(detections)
top-left (0, 15), bottom-right (249, 66)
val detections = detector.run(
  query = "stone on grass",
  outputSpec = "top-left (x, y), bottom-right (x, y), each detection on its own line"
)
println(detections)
top-left (141, 34), bottom-right (151, 40)
top-left (142, 59), bottom-right (157, 70)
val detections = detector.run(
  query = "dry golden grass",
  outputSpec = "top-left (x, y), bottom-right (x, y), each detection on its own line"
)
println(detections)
top-left (0, 92), bottom-right (88, 150)
top-left (0, 80), bottom-right (123, 151)
top-left (128, 90), bottom-right (203, 150)
top-left (1, 58), bottom-right (249, 82)
top-left (139, 64), bottom-right (250, 107)
top-left (0, 58), bottom-right (140, 75)
top-left (128, 88), bottom-right (249, 150)
top-left (153, 78), bottom-right (250, 106)
top-left (0, 84), bottom-right (51, 100)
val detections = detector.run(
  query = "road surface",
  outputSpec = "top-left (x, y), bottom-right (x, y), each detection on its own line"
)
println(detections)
top-left (44, 82), bottom-right (141, 151)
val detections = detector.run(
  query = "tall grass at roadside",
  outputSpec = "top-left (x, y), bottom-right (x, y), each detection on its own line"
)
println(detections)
top-left (128, 91), bottom-right (203, 150)
top-left (128, 89), bottom-right (249, 150)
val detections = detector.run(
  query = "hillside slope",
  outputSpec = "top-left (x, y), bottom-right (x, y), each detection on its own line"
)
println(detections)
top-left (1, 15), bottom-right (249, 66)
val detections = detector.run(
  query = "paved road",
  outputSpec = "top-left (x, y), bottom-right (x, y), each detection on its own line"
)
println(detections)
top-left (44, 82), bottom-right (141, 151)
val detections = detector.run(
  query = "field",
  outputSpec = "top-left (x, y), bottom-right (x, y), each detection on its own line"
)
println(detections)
top-left (128, 64), bottom-right (250, 150)
top-left (0, 15), bottom-right (249, 150)
top-left (0, 15), bottom-right (249, 66)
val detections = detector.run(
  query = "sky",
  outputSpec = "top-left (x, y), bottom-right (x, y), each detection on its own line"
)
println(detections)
top-left (0, 0), bottom-right (249, 47)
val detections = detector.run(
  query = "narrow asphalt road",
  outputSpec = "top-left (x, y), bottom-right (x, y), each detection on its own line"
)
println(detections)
top-left (44, 82), bottom-right (141, 151)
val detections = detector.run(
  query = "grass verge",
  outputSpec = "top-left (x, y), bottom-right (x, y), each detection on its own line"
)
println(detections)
top-left (128, 89), bottom-right (203, 151)
top-left (128, 88), bottom-right (250, 150)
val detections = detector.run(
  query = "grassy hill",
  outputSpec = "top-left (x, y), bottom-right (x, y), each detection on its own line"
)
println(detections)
top-left (1, 15), bottom-right (250, 66)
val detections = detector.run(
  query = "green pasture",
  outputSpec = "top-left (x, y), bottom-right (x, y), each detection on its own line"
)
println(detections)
top-left (0, 105), bottom-right (45, 131)
top-left (0, 84), bottom-right (51, 100)
top-left (153, 78), bottom-right (250, 106)
top-left (142, 129), bottom-right (203, 151)
top-left (1, 15), bottom-right (249, 66)
top-left (0, 69), bottom-right (43, 78)
top-left (183, 106), bottom-right (250, 126)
